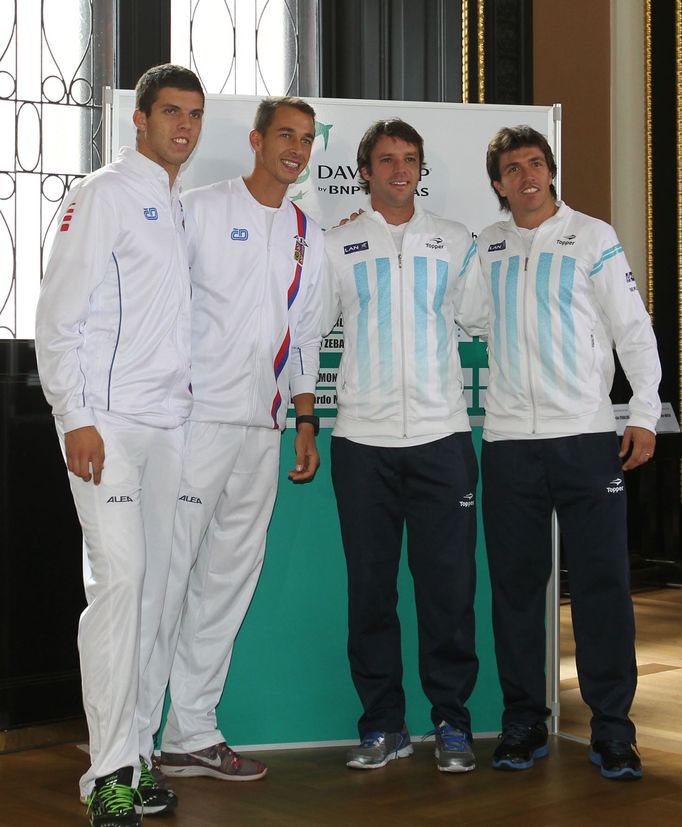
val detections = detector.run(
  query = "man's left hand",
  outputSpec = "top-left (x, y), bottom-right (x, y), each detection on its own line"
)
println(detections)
top-left (288, 424), bottom-right (320, 483)
top-left (619, 425), bottom-right (656, 471)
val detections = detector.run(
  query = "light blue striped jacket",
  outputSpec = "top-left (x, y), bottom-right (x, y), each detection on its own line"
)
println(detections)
top-left (478, 203), bottom-right (661, 436)
top-left (322, 207), bottom-right (487, 439)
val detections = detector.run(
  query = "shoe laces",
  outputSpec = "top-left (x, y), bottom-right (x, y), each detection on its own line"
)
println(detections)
top-left (598, 740), bottom-right (638, 758)
top-left (360, 731), bottom-right (384, 748)
top-left (216, 741), bottom-right (251, 771)
top-left (499, 722), bottom-right (538, 746)
top-left (423, 724), bottom-right (468, 750)
top-left (439, 726), bottom-right (469, 751)
top-left (87, 779), bottom-right (140, 815)
top-left (138, 759), bottom-right (157, 790)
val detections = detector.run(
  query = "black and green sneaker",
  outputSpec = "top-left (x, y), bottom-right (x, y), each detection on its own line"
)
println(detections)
top-left (136, 756), bottom-right (178, 815)
top-left (86, 766), bottom-right (141, 826)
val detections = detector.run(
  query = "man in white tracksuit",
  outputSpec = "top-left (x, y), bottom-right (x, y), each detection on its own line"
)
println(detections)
top-left (478, 125), bottom-right (661, 780)
top-left (322, 119), bottom-right (487, 773)
top-left (35, 65), bottom-right (204, 826)
top-left (146, 97), bottom-right (324, 781)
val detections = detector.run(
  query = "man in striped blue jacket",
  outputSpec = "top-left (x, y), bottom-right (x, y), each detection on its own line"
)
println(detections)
top-left (322, 118), bottom-right (487, 774)
top-left (478, 125), bottom-right (661, 780)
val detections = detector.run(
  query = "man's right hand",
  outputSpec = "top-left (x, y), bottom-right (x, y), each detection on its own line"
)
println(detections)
top-left (65, 426), bottom-right (105, 484)
top-left (336, 208), bottom-right (364, 227)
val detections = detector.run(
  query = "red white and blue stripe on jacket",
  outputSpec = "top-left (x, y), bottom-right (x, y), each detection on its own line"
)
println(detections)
top-left (270, 203), bottom-right (307, 428)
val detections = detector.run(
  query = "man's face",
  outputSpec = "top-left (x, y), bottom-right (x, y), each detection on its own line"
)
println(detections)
top-left (361, 136), bottom-right (421, 212)
top-left (133, 87), bottom-right (204, 177)
top-left (250, 105), bottom-right (315, 187)
top-left (493, 145), bottom-right (556, 228)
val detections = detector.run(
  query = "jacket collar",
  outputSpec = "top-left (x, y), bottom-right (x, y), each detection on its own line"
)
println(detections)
top-left (508, 201), bottom-right (570, 235)
top-left (365, 203), bottom-right (424, 228)
top-left (117, 146), bottom-right (182, 197)
top-left (236, 175), bottom-right (290, 211)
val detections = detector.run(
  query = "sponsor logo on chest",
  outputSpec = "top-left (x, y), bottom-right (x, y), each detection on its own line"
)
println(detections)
top-left (426, 236), bottom-right (444, 250)
top-left (343, 241), bottom-right (369, 255)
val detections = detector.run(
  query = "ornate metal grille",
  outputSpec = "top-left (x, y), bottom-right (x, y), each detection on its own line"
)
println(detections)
top-left (0, 0), bottom-right (113, 340)
top-left (170, 0), bottom-right (319, 96)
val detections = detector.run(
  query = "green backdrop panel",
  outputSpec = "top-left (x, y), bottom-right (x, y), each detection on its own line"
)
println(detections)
top-left (210, 427), bottom-right (502, 746)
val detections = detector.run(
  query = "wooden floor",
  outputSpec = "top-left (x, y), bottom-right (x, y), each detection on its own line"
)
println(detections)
top-left (1, 737), bottom-right (682, 827)
top-left (2, 588), bottom-right (682, 826)
top-left (560, 587), bottom-right (682, 753)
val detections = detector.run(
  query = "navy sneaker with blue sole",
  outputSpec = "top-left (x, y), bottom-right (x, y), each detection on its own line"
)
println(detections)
top-left (590, 740), bottom-right (643, 780)
top-left (492, 722), bottom-right (549, 770)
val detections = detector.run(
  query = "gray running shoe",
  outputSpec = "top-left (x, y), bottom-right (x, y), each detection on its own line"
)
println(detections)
top-left (432, 722), bottom-right (476, 772)
top-left (159, 742), bottom-right (267, 781)
top-left (346, 728), bottom-right (413, 770)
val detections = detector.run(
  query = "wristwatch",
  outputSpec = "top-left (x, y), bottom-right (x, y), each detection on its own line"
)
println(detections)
top-left (295, 414), bottom-right (320, 435)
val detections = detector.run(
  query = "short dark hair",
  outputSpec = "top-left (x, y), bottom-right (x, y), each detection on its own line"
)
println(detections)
top-left (135, 64), bottom-right (204, 115)
top-left (356, 118), bottom-right (425, 194)
top-left (486, 125), bottom-right (557, 210)
top-left (253, 96), bottom-right (316, 134)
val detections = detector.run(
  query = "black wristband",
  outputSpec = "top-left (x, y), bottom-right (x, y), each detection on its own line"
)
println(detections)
top-left (295, 414), bottom-right (320, 436)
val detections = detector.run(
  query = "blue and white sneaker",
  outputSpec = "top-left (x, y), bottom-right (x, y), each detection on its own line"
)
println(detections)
top-left (590, 740), bottom-right (643, 780)
top-left (428, 722), bottom-right (475, 772)
top-left (346, 728), bottom-right (413, 769)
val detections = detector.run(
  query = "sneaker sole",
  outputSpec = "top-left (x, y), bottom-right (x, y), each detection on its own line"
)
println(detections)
top-left (589, 750), bottom-right (643, 780)
top-left (436, 756), bottom-right (476, 772)
top-left (134, 801), bottom-right (176, 815)
top-left (158, 764), bottom-right (267, 781)
top-left (134, 793), bottom-right (178, 815)
top-left (492, 743), bottom-right (549, 771)
top-left (346, 744), bottom-right (414, 770)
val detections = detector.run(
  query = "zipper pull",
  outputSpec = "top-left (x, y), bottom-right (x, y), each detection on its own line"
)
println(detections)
top-left (398, 253), bottom-right (402, 269)
top-left (524, 256), bottom-right (528, 272)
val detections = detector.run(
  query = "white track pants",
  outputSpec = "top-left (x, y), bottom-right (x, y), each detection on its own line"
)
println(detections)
top-left (146, 422), bottom-right (280, 754)
top-left (58, 412), bottom-right (183, 799)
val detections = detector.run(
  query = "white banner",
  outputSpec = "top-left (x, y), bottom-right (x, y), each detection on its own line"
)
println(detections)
top-left (108, 92), bottom-right (558, 427)
top-left (109, 92), bottom-right (558, 235)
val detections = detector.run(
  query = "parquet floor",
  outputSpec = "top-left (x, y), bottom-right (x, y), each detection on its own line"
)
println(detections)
top-left (1, 736), bottom-right (682, 827)
top-left (1, 589), bottom-right (681, 826)
top-left (560, 588), bottom-right (682, 753)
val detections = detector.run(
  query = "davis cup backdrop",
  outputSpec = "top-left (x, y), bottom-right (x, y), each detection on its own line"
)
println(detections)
top-left (108, 92), bottom-right (558, 746)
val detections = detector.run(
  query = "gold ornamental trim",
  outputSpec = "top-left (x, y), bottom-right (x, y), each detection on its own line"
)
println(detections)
top-left (677, 0), bottom-right (682, 420)
top-left (644, 0), bottom-right (653, 316)
top-left (462, 0), bottom-right (469, 102)
top-left (477, 0), bottom-right (485, 103)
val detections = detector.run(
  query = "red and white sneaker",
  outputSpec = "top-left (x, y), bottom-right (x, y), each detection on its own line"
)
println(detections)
top-left (159, 742), bottom-right (267, 781)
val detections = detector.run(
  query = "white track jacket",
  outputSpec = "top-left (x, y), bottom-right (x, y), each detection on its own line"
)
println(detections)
top-left (182, 177), bottom-right (323, 430)
top-left (36, 147), bottom-right (192, 433)
top-left (322, 207), bottom-right (487, 438)
top-left (477, 203), bottom-right (661, 436)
